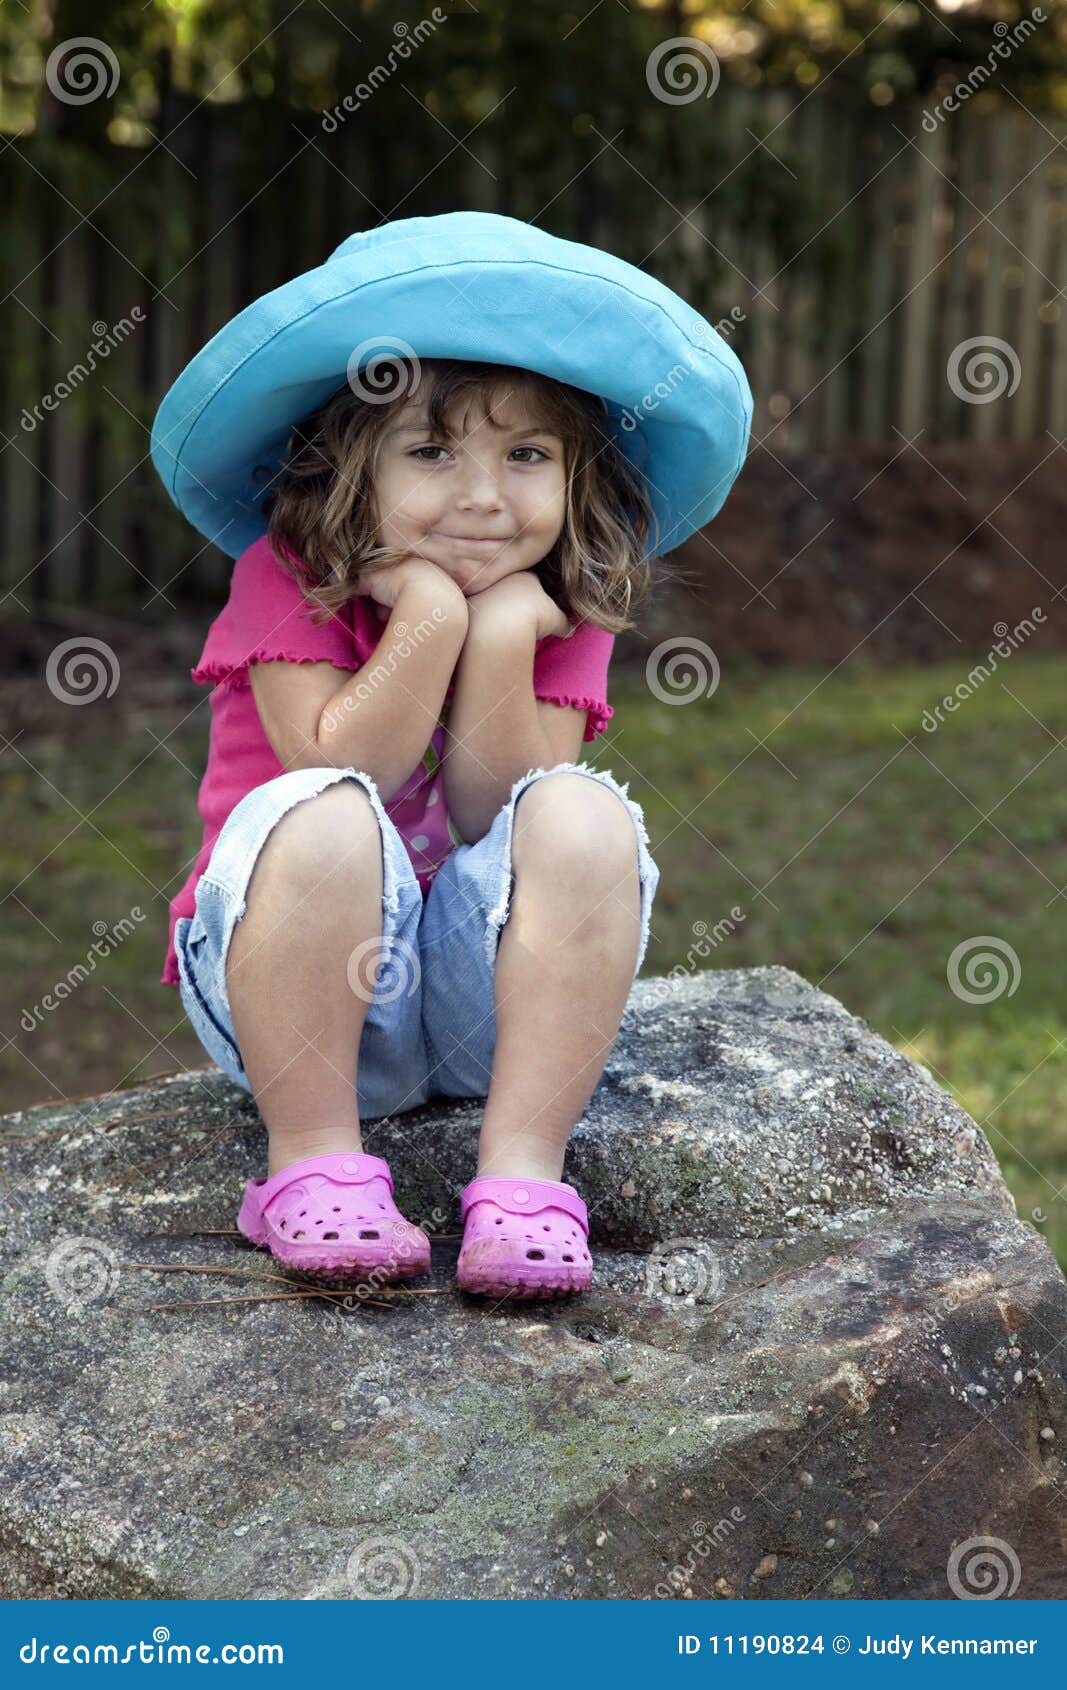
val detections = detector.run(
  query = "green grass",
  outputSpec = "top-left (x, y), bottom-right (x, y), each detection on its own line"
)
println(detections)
top-left (3, 652), bottom-right (1064, 1270)
top-left (593, 655), bottom-right (1066, 1270)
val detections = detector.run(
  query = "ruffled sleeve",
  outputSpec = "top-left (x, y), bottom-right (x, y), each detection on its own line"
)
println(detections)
top-left (190, 533), bottom-right (363, 692)
top-left (532, 620), bottom-right (615, 743)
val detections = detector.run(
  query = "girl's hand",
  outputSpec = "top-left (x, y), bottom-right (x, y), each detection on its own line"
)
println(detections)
top-left (359, 556), bottom-right (467, 616)
top-left (465, 568), bottom-right (575, 643)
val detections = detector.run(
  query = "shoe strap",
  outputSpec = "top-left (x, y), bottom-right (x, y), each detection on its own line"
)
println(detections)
top-left (253, 1151), bottom-right (393, 1208)
top-left (460, 1175), bottom-right (588, 1234)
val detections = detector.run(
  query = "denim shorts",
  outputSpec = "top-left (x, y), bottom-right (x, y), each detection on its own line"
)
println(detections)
top-left (174, 760), bottom-right (660, 1122)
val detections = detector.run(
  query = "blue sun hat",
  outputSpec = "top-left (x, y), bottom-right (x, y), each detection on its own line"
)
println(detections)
top-left (150, 210), bottom-right (753, 560)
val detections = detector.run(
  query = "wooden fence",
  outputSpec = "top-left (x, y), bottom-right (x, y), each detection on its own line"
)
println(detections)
top-left (3, 80), bottom-right (1066, 613)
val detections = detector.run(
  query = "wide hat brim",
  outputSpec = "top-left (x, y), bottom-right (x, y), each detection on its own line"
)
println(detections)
top-left (150, 210), bottom-right (753, 561)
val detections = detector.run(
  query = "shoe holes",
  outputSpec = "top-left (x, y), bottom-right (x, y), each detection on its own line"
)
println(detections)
top-left (294, 1231), bottom-right (305, 1240)
top-left (495, 1218), bottom-right (503, 1225)
top-left (527, 1249), bottom-right (545, 1260)
top-left (562, 1254), bottom-right (574, 1263)
top-left (323, 1232), bottom-right (339, 1240)
top-left (333, 1206), bottom-right (341, 1213)
top-left (359, 1229), bottom-right (380, 1240)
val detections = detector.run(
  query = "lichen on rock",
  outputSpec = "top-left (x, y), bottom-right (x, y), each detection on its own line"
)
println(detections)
top-left (0, 965), bottom-right (1063, 1599)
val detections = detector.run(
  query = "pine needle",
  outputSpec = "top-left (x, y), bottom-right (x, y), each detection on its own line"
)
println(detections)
top-left (128, 1259), bottom-right (446, 1295)
top-left (140, 1289), bottom-right (394, 1311)
top-left (128, 1260), bottom-right (303, 1288)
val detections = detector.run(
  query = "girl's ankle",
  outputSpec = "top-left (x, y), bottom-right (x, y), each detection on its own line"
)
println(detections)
top-left (473, 1156), bottom-right (567, 1184)
top-left (267, 1128), bottom-right (364, 1177)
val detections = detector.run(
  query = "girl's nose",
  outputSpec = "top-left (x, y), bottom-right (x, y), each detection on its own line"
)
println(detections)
top-left (456, 458), bottom-right (504, 511)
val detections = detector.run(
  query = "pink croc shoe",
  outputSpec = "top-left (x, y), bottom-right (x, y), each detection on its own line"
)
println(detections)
top-left (456, 1175), bottom-right (593, 1299)
top-left (237, 1151), bottom-right (431, 1284)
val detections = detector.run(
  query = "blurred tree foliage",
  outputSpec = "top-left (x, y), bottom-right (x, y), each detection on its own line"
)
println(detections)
top-left (0, 0), bottom-right (875, 385)
top-left (1, 0), bottom-right (1060, 579)
top-left (2, 1), bottom-right (1063, 144)
top-left (683, 0), bottom-right (1065, 105)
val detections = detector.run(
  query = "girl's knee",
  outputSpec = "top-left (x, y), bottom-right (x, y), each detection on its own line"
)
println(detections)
top-left (512, 770), bottom-right (640, 874)
top-left (257, 777), bottom-right (382, 884)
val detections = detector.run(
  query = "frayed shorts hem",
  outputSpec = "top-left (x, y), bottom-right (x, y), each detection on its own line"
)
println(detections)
top-left (174, 760), bottom-right (660, 1122)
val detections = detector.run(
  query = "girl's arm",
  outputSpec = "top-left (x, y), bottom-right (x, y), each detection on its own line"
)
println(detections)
top-left (250, 574), bottom-right (469, 803)
top-left (442, 586), bottom-right (587, 844)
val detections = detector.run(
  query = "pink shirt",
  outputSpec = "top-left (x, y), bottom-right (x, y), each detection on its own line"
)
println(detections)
top-left (162, 534), bottom-right (616, 984)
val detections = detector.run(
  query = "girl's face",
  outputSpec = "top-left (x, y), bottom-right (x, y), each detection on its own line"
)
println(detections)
top-left (371, 380), bottom-right (567, 598)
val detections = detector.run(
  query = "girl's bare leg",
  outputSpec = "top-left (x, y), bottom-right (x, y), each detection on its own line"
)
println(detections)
top-left (475, 773), bottom-right (642, 1182)
top-left (224, 782), bottom-right (385, 1176)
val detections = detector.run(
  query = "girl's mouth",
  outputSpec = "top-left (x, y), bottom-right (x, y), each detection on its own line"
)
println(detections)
top-left (436, 532), bottom-right (510, 546)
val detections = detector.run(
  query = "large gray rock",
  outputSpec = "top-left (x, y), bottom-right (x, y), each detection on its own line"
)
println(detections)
top-left (1, 966), bottom-right (1064, 1599)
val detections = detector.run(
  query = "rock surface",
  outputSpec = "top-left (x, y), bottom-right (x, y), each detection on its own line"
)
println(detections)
top-left (1, 965), bottom-right (1064, 1600)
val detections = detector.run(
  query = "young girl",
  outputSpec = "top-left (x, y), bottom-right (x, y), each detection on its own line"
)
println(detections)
top-left (151, 211), bottom-right (752, 1301)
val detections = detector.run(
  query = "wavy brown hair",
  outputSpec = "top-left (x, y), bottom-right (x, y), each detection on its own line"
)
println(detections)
top-left (253, 357), bottom-right (655, 633)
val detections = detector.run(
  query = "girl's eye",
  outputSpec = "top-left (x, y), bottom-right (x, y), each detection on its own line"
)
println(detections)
top-left (408, 444), bottom-right (551, 465)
